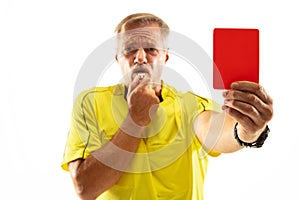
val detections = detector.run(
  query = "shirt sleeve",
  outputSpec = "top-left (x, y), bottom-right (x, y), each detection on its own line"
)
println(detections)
top-left (183, 92), bottom-right (222, 157)
top-left (61, 89), bottom-right (101, 171)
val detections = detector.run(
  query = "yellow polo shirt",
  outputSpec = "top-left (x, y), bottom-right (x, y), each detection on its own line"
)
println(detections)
top-left (62, 82), bottom-right (221, 200)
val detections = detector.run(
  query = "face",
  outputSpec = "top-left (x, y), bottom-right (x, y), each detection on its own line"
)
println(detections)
top-left (116, 23), bottom-right (169, 87)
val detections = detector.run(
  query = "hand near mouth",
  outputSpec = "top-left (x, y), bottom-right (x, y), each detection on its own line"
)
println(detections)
top-left (126, 75), bottom-right (160, 127)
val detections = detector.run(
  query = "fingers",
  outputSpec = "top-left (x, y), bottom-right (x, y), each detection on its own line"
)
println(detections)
top-left (127, 76), bottom-right (160, 126)
top-left (128, 75), bottom-right (150, 93)
top-left (222, 105), bottom-right (258, 133)
top-left (127, 76), bottom-right (152, 102)
top-left (223, 89), bottom-right (273, 122)
top-left (222, 81), bottom-right (273, 132)
top-left (222, 100), bottom-right (264, 133)
top-left (230, 81), bottom-right (273, 105)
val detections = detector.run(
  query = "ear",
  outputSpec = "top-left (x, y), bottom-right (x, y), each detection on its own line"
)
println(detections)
top-left (115, 55), bottom-right (119, 63)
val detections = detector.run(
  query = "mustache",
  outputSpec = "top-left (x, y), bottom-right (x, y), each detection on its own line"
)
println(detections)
top-left (130, 64), bottom-right (153, 81)
top-left (131, 64), bottom-right (151, 74)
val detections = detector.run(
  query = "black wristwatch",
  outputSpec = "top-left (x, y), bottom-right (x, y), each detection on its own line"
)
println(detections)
top-left (234, 123), bottom-right (270, 148)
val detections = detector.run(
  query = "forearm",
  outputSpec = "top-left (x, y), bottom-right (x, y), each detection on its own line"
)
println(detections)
top-left (70, 79), bottom-right (160, 199)
top-left (195, 111), bottom-right (262, 153)
top-left (207, 113), bottom-right (243, 153)
top-left (70, 121), bottom-right (142, 199)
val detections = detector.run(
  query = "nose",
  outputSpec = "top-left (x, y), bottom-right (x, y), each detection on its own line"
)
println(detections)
top-left (134, 48), bottom-right (147, 64)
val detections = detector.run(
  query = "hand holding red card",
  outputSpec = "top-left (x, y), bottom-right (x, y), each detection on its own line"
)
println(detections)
top-left (213, 28), bottom-right (259, 89)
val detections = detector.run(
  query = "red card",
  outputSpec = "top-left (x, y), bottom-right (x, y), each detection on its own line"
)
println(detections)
top-left (213, 28), bottom-right (259, 89)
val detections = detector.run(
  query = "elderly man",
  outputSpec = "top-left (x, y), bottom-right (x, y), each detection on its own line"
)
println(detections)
top-left (62, 13), bottom-right (273, 200)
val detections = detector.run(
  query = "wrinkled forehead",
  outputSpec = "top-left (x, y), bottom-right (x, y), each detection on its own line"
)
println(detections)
top-left (117, 27), bottom-right (166, 50)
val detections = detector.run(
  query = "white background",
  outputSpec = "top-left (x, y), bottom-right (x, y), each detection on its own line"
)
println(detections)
top-left (1, 0), bottom-right (299, 199)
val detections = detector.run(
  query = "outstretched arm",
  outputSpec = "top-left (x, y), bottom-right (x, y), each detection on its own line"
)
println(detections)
top-left (195, 81), bottom-right (273, 153)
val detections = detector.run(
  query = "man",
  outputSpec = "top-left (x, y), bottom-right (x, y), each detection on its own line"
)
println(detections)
top-left (62, 13), bottom-right (273, 200)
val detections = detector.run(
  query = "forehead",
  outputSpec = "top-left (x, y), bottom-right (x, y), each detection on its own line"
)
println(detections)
top-left (118, 24), bottom-right (163, 45)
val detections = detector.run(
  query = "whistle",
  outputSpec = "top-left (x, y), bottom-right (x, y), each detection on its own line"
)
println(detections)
top-left (137, 72), bottom-right (146, 80)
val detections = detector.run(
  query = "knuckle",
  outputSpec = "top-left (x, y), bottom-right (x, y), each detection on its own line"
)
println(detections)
top-left (253, 96), bottom-right (263, 107)
top-left (257, 84), bottom-right (264, 92)
top-left (231, 100), bottom-right (238, 107)
top-left (245, 105), bottom-right (256, 114)
top-left (247, 93), bottom-right (256, 102)
top-left (231, 91), bottom-right (239, 98)
top-left (260, 107), bottom-right (273, 122)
